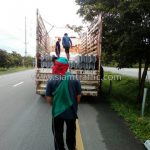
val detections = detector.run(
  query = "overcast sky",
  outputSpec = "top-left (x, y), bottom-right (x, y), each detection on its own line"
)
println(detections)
top-left (0, 0), bottom-right (84, 56)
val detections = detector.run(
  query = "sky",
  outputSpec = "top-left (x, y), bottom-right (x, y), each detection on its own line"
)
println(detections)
top-left (0, 0), bottom-right (84, 56)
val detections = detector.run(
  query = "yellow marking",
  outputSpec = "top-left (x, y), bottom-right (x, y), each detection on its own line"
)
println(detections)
top-left (76, 119), bottom-right (84, 150)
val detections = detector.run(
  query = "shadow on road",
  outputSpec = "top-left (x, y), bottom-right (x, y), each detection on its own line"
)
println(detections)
top-left (81, 96), bottom-right (146, 150)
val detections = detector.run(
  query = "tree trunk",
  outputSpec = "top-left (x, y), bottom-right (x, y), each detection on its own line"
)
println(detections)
top-left (138, 59), bottom-right (149, 104)
top-left (138, 58), bottom-right (142, 87)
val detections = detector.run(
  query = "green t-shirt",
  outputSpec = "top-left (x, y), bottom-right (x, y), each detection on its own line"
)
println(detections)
top-left (46, 73), bottom-right (81, 119)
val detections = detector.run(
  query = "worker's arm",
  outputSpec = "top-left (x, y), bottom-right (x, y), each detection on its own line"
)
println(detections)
top-left (75, 79), bottom-right (81, 103)
top-left (46, 96), bottom-right (52, 105)
top-left (69, 38), bottom-right (72, 47)
top-left (77, 95), bottom-right (81, 104)
top-left (46, 80), bottom-right (53, 105)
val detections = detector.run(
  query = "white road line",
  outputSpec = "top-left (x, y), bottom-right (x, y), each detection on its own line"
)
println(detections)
top-left (13, 82), bottom-right (24, 87)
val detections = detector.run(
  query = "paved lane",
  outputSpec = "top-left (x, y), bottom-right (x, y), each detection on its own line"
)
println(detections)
top-left (78, 103), bottom-right (107, 150)
top-left (0, 70), bottom-right (54, 150)
top-left (0, 70), bottom-right (146, 150)
top-left (78, 98), bottom-right (146, 150)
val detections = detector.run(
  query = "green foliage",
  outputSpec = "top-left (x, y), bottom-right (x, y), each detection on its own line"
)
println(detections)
top-left (66, 24), bottom-right (83, 36)
top-left (76, 0), bottom-right (102, 21)
top-left (76, 0), bottom-right (150, 66)
top-left (0, 49), bottom-right (34, 68)
top-left (11, 51), bottom-right (22, 67)
top-left (0, 50), bottom-right (8, 68)
top-left (76, 0), bottom-right (150, 103)
top-left (24, 56), bottom-right (34, 67)
top-left (0, 67), bottom-right (33, 75)
top-left (102, 72), bottom-right (150, 141)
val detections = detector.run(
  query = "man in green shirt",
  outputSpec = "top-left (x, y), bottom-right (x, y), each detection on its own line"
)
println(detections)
top-left (46, 57), bottom-right (81, 150)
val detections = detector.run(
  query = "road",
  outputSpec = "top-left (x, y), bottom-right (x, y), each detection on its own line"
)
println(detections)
top-left (0, 70), bottom-right (146, 150)
top-left (104, 67), bottom-right (150, 80)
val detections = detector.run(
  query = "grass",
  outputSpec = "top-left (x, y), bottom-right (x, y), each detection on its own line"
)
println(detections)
top-left (0, 66), bottom-right (33, 75)
top-left (102, 72), bottom-right (150, 142)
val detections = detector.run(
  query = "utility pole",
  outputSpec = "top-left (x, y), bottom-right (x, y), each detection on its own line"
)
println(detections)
top-left (23, 17), bottom-right (27, 67)
top-left (25, 17), bottom-right (27, 57)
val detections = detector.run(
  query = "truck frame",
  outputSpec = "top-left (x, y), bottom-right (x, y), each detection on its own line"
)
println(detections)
top-left (35, 10), bottom-right (102, 97)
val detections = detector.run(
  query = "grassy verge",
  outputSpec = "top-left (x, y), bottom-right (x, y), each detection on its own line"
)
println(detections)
top-left (102, 72), bottom-right (150, 142)
top-left (0, 67), bottom-right (33, 75)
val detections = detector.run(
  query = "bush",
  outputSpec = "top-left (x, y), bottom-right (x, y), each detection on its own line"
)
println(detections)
top-left (102, 72), bottom-right (150, 141)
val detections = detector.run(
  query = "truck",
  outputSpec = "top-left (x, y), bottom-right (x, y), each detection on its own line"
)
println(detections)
top-left (35, 9), bottom-right (102, 97)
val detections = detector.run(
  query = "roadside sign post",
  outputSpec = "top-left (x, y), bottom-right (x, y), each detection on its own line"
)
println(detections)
top-left (141, 88), bottom-right (148, 117)
top-left (144, 140), bottom-right (150, 150)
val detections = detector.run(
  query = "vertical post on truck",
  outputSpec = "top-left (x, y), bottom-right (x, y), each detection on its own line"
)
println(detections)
top-left (97, 14), bottom-right (102, 70)
top-left (35, 9), bottom-right (51, 95)
top-left (96, 14), bottom-right (103, 94)
top-left (36, 9), bottom-right (39, 69)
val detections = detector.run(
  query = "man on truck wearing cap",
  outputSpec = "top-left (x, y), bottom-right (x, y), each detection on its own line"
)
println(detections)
top-left (46, 57), bottom-right (81, 150)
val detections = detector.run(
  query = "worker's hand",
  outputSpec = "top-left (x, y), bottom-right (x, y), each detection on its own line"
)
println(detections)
top-left (77, 95), bottom-right (81, 104)
top-left (46, 96), bottom-right (52, 105)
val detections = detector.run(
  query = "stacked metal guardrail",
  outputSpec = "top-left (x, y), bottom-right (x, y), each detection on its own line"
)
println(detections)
top-left (69, 55), bottom-right (97, 70)
top-left (40, 55), bottom-right (97, 70)
top-left (40, 55), bottom-right (53, 68)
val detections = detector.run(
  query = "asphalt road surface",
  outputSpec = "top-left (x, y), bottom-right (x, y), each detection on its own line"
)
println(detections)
top-left (0, 70), bottom-right (146, 150)
top-left (104, 67), bottom-right (150, 80)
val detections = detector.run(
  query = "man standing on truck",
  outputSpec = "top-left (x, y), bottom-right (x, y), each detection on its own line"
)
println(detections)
top-left (62, 33), bottom-right (72, 60)
top-left (46, 57), bottom-right (81, 150)
top-left (55, 38), bottom-right (61, 58)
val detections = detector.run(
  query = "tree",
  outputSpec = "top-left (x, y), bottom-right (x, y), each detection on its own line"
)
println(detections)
top-left (0, 49), bottom-right (8, 68)
top-left (66, 24), bottom-right (83, 37)
top-left (11, 51), bottom-right (22, 67)
top-left (24, 56), bottom-right (34, 67)
top-left (76, 0), bottom-right (150, 104)
top-left (6, 53), bottom-right (14, 68)
top-left (0, 49), bottom-right (32, 68)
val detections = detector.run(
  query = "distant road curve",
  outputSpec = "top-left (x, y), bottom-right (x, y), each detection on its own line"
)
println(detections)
top-left (104, 67), bottom-right (150, 81)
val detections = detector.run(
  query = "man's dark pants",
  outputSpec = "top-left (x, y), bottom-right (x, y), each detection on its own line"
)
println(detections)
top-left (64, 47), bottom-right (70, 53)
top-left (52, 117), bottom-right (76, 150)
